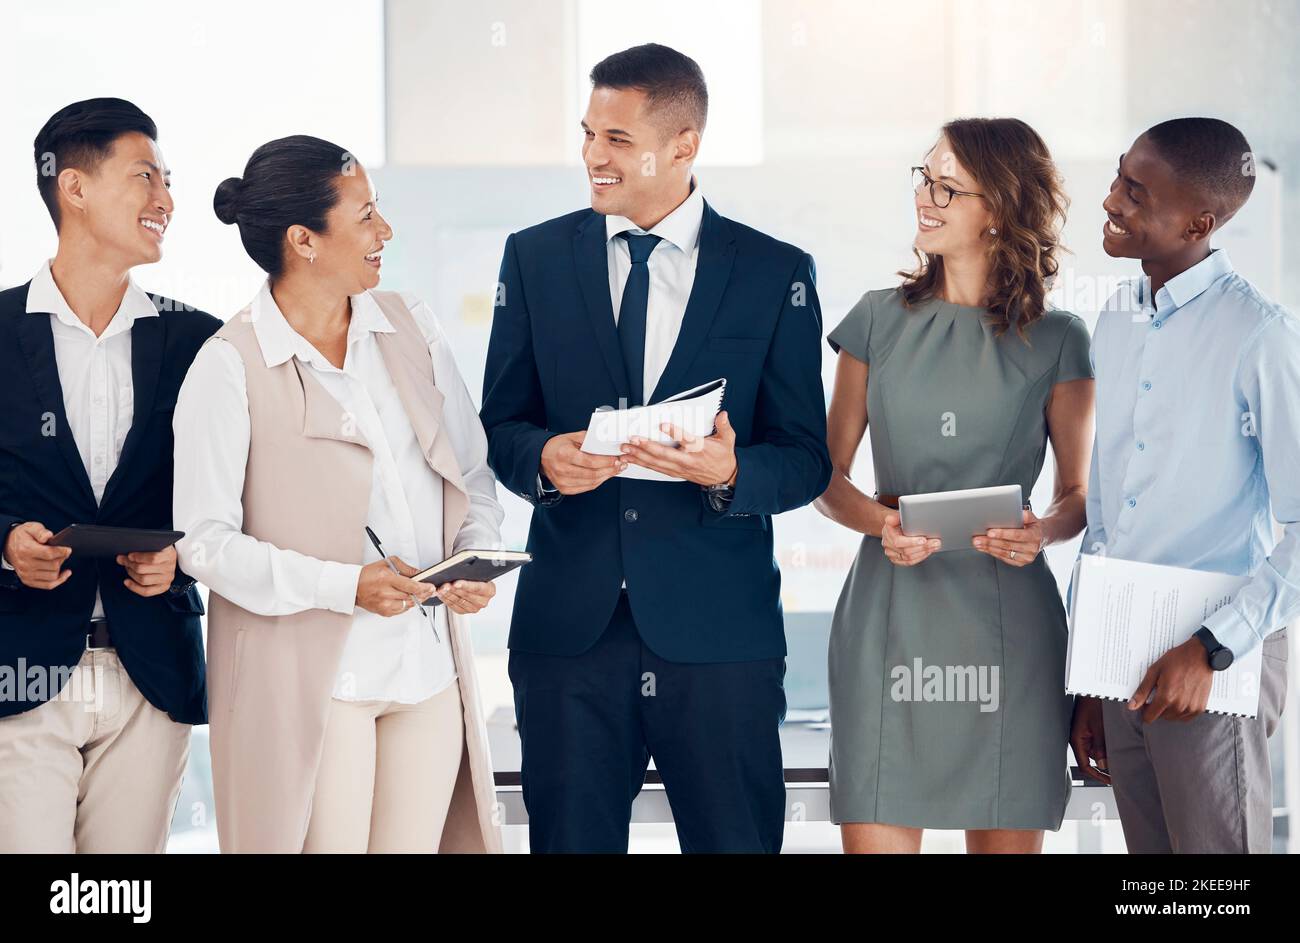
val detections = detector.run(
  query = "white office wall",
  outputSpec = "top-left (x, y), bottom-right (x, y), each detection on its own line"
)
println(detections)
top-left (0, 0), bottom-right (385, 311)
top-left (385, 0), bottom-right (574, 166)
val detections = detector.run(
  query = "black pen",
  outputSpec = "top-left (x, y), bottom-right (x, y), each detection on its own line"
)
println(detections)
top-left (364, 526), bottom-right (440, 643)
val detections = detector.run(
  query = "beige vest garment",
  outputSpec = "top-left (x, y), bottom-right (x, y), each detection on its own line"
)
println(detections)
top-left (205, 290), bottom-right (502, 853)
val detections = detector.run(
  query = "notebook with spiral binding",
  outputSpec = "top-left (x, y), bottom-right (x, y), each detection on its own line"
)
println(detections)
top-left (1066, 554), bottom-right (1263, 718)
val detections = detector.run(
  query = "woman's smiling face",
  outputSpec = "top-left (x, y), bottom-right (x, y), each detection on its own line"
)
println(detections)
top-left (913, 134), bottom-right (993, 260)
top-left (306, 165), bottom-right (394, 295)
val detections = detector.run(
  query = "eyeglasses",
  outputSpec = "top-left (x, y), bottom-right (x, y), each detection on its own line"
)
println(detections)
top-left (911, 166), bottom-right (983, 208)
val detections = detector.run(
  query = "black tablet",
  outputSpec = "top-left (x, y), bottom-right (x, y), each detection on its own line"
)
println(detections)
top-left (47, 524), bottom-right (185, 558)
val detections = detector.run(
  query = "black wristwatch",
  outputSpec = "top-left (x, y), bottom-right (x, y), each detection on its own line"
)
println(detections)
top-left (703, 482), bottom-right (735, 513)
top-left (1194, 626), bottom-right (1234, 671)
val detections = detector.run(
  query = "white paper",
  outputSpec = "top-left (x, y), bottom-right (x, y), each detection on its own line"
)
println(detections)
top-left (1066, 554), bottom-right (1263, 718)
top-left (579, 378), bottom-right (726, 482)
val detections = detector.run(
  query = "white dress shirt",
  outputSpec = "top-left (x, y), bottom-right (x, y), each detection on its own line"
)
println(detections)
top-left (600, 182), bottom-right (704, 590)
top-left (604, 180), bottom-right (704, 402)
top-left (536, 181), bottom-right (705, 509)
top-left (2, 261), bottom-right (159, 620)
top-left (173, 282), bottom-right (504, 704)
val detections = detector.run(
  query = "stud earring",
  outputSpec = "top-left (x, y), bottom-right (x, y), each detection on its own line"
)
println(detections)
top-left (989, 227), bottom-right (998, 235)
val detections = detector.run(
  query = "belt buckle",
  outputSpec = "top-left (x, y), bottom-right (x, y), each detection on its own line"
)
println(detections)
top-left (86, 620), bottom-right (111, 652)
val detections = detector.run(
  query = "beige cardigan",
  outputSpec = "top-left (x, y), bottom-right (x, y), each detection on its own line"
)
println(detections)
top-left (204, 291), bottom-right (502, 853)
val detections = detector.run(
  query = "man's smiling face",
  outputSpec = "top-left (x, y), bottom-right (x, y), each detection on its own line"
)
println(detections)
top-left (581, 86), bottom-right (684, 222)
top-left (1102, 134), bottom-right (1199, 262)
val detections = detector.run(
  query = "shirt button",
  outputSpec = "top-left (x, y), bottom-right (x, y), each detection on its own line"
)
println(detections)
top-left (1136, 441), bottom-right (1145, 451)
top-left (1141, 381), bottom-right (1152, 391)
top-left (1153, 320), bottom-right (1163, 329)
top-left (623, 509), bottom-right (638, 523)
top-left (1127, 497), bottom-right (1137, 508)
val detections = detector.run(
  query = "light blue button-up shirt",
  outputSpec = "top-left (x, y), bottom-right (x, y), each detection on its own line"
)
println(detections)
top-left (1082, 248), bottom-right (1300, 659)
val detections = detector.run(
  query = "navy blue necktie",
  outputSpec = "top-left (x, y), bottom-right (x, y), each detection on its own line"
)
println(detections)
top-left (617, 232), bottom-right (661, 406)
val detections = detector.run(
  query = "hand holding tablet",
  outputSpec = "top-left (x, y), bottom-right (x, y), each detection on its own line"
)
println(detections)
top-left (972, 507), bottom-right (1045, 567)
top-left (47, 524), bottom-right (185, 557)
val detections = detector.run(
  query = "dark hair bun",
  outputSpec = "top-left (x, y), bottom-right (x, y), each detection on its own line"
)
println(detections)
top-left (213, 176), bottom-right (243, 225)
top-left (215, 135), bottom-right (350, 276)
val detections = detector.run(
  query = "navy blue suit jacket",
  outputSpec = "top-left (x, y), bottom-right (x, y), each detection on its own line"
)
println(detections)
top-left (0, 283), bottom-right (220, 723)
top-left (481, 201), bottom-right (831, 663)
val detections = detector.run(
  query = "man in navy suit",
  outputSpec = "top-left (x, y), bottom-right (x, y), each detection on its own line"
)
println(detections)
top-left (0, 99), bottom-right (219, 851)
top-left (481, 44), bottom-right (831, 853)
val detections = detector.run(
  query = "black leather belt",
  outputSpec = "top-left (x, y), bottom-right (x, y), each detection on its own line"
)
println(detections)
top-left (86, 619), bottom-right (113, 651)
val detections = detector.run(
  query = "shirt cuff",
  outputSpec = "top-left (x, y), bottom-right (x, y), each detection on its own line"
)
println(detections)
top-left (1, 553), bottom-right (13, 571)
top-left (316, 561), bottom-right (362, 615)
top-left (1201, 606), bottom-right (1260, 660)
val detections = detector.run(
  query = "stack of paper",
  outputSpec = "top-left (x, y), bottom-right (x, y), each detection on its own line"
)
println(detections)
top-left (580, 378), bottom-right (726, 482)
top-left (1066, 554), bottom-right (1262, 718)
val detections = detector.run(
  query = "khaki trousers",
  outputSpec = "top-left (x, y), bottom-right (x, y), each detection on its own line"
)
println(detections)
top-left (0, 648), bottom-right (191, 853)
top-left (303, 681), bottom-right (464, 853)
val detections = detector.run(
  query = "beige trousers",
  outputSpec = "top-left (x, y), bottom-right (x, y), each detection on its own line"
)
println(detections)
top-left (303, 681), bottom-right (464, 853)
top-left (0, 648), bottom-right (191, 853)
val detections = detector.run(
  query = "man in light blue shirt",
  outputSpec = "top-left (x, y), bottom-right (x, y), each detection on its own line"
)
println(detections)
top-left (1070, 118), bottom-right (1296, 853)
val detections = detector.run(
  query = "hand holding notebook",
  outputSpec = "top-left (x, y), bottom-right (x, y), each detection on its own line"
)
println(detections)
top-left (580, 378), bottom-right (727, 482)
top-left (413, 549), bottom-right (533, 607)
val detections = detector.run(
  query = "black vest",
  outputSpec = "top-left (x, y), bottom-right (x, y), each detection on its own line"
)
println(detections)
top-left (0, 282), bottom-right (221, 723)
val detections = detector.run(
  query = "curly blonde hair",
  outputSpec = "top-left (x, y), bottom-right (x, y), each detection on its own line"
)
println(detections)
top-left (899, 117), bottom-right (1068, 339)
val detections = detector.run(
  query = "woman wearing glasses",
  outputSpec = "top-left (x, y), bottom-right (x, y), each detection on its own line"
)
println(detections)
top-left (815, 118), bottom-right (1094, 853)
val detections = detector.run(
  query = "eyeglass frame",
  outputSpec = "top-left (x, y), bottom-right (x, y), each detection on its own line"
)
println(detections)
top-left (911, 166), bottom-right (984, 208)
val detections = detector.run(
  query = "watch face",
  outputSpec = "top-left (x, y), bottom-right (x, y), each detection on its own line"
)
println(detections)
top-left (1210, 648), bottom-right (1234, 671)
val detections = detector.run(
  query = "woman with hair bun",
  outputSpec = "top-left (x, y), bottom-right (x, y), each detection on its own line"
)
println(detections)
top-left (174, 135), bottom-right (503, 853)
top-left (814, 118), bottom-right (1095, 853)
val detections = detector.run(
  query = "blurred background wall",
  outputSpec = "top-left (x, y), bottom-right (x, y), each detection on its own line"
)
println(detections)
top-left (2, 0), bottom-right (1296, 852)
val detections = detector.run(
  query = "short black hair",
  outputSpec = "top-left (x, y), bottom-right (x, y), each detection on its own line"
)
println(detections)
top-left (1142, 117), bottom-right (1256, 219)
top-left (589, 43), bottom-right (708, 140)
top-left (33, 98), bottom-right (158, 230)
top-left (214, 135), bottom-right (351, 278)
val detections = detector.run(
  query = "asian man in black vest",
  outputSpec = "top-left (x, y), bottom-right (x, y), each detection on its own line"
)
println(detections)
top-left (0, 99), bottom-right (219, 852)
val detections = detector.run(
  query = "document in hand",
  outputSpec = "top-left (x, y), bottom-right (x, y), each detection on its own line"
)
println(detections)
top-left (579, 378), bottom-right (727, 482)
top-left (1066, 554), bottom-right (1263, 718)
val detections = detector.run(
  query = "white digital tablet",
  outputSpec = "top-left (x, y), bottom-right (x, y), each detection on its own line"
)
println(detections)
top-left (898, 485), bottom-right (1024, 552)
